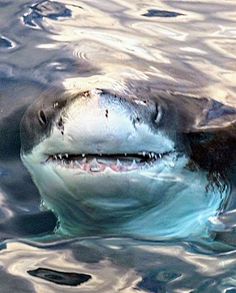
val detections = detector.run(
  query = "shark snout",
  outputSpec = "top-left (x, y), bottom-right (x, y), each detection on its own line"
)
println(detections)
top-left (21, 88), bottom-right (174, 161)
top-left (51, 89), bottom-right (169, 155)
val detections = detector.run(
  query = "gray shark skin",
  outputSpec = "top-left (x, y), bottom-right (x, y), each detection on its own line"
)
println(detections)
top-left (19, 87), bottom-right (236, 241)
top-left (0, 78), bottom-right (58, 239)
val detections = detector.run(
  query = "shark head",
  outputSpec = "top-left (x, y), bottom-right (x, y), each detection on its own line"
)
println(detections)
top-left (20, 88), bottom-right (229, 240)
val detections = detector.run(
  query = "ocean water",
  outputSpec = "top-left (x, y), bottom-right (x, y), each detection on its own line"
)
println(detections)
top-left (0, 0), bottom-right (236, 292)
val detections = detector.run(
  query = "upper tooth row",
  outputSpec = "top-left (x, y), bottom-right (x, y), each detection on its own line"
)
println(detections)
top-left (52, 152), bottom-right (161, 160)
top-left (53, 154), bottom-right (69, 160)
top-left (139, 152), bottom-right (161, 159)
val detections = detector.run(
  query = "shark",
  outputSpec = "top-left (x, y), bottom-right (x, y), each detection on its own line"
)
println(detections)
top-left (19, 87), bottom-right (236, 240)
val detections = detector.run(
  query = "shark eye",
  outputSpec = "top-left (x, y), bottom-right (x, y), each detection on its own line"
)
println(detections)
top-left (154, 104), bottom-right (162, 124)
top-left (38, 110), bottom-right (47, 127)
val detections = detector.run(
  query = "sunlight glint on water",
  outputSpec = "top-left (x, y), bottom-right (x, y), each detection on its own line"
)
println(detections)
top-left (0, 0), bottom-right (236, 292)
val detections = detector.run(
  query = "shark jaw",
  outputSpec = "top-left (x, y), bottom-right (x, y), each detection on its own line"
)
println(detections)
top-left (20, 89), bottom-right (229, 240)
top-left (22, 149), bottom-right (228, 241)
top-left (45, 150), bottom-right (174, 173)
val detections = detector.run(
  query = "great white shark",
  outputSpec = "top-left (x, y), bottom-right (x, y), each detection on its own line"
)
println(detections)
top-left (19, 87), bottom-right (236, 241)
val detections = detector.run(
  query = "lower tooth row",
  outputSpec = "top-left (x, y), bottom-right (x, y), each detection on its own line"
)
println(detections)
top-left (56, 158), bottom-right (154, 171)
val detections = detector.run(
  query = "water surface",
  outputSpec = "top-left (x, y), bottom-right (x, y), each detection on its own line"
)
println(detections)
top-left (1, 0), bottom-right (236, 292)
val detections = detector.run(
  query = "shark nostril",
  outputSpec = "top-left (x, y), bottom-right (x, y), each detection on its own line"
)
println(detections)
top-left (57, 117), bottom-right (64, 135)
top-left (57, 117), bottom-right (63, 127)
top-left (105, 109), bottom-right (108, 118)
top-left (38, 110), bottom-right (47, 127)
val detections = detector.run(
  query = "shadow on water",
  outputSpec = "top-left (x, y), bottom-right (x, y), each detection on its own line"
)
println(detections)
top-left (142, 9), bottom-right (184, 18)
top-left (27, 268), bottom-right (91, 286)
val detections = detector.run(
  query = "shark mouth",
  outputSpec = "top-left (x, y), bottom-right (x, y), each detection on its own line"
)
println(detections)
top-left (46, 151), bottom-right (173, 173)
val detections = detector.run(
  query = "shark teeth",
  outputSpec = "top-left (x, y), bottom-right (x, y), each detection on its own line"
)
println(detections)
top-left (47, 151), bottom-right (174, 172)
top-left (129, 160), bottom-right (137, 170)
top-left (131, 159), bottom-right (137, 167)
top-left (50, 151), bottom-right (164, 161)
top-left (81, 158), bottom-right (86, 164)
top-left (90, 159), bottom-right (101, 172)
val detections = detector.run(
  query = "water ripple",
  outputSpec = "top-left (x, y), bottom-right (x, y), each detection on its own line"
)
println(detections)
top-left (0, 36), bottom-right (15, 49)
top-left (23, 0), bottom-right (72, 28)
top-left (0, 0), bottom-right (236, 292)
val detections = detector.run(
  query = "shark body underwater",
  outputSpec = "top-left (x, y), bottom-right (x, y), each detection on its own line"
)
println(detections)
top-left (18, 86), bottom-right (236, 241)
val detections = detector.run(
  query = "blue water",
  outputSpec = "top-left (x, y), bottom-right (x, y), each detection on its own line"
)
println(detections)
top-left (1, 0), bottom-right (236, 292)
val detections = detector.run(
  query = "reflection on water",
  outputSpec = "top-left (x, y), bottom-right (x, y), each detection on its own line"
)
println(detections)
top-left (0, 0), bottom-right (236, 291)
top-left (2, 238), bottom-right (236, 292)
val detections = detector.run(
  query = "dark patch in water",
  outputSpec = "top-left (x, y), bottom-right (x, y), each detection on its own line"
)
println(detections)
top-left (136, 276), bottom-right (166, 293)
top-left (0, 211), bottom-right (57, 236)
top-left (33, 0), bottom-right (72, 19)
top-left (0, 37), bottom-right (13, 49)
top-left (23, 0), bottom-right (72, 27)
top-left (142, 9), bottom-right (184, 18)
top-left (136, 270), bottom-right (181, 293)
top-left (27, 268), bottom-right (92, 286)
